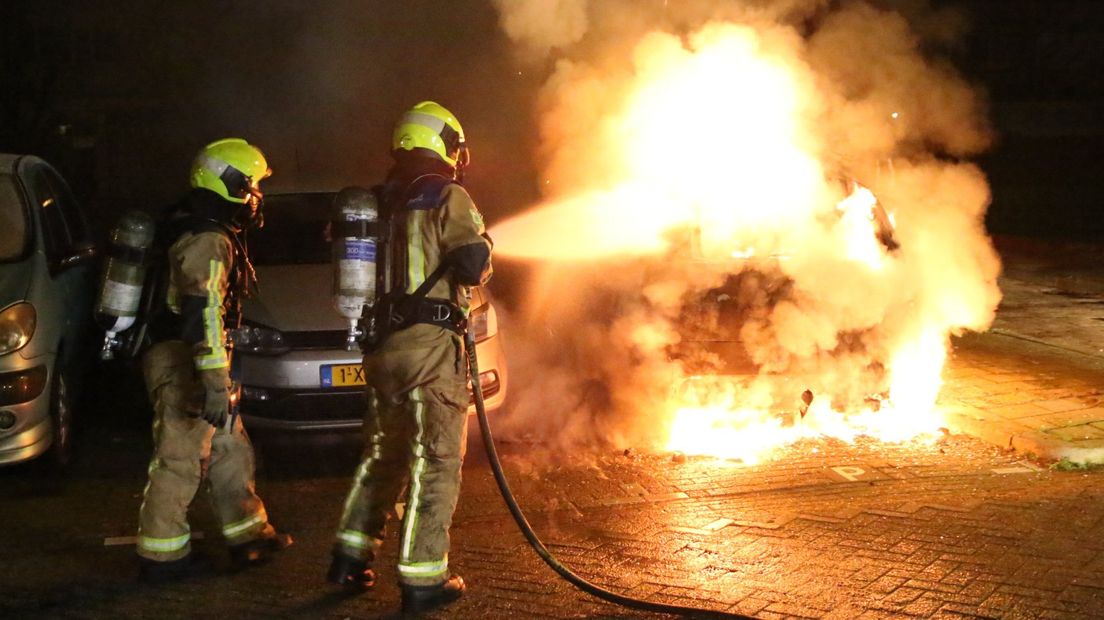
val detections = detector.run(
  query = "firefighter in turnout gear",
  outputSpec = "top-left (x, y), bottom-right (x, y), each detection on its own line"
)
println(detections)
top-left (136, 138), bottom-right (291, 582)
top-left (328, 102), bottom-right (492, 614)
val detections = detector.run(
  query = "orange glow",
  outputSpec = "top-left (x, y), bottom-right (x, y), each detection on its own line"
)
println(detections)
top-left (491, 19), bottom-right (998, 462)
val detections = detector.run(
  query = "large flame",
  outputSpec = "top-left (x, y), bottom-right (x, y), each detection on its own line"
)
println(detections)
top-left (490, 10), bottom-right (1000, 463)
top-left (492, 25), bottom-right (827, 263)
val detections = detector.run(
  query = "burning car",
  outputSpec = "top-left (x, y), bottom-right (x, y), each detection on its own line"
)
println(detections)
top-left (673, 176), bottom-right (900, 370)
top-left (482, 15), bottom-right (1001, 463)
top-left (235, 192), bottom-right (507, 433)
top-left (668, 178), bottom-right (902, 393)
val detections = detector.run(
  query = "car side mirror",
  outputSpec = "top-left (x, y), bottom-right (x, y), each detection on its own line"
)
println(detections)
top-left (51, 242), bottom-right (97, 273)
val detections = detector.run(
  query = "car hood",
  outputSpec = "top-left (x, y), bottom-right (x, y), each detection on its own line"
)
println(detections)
top-left (0, 258), bottom-right (35, 307)
top-left (243, 264), bottom-right (347, 332)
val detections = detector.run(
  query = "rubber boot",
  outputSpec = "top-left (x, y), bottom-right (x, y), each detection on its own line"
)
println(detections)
top-left (326, 551), bottom-right (377, 591)
top-left (138, 552), bottom-right (211, 584)
top-left (229, 532), bottom-right (294, 569)
top-left (401, 574), bottom-right (466, 615)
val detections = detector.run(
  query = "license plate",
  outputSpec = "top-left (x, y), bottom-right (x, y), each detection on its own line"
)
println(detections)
top-left (321, 364), bottom-right (366, 388)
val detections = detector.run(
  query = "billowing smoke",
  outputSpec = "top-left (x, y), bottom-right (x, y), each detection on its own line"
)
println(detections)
top-left (488, 0), bottom-right (1000, 460)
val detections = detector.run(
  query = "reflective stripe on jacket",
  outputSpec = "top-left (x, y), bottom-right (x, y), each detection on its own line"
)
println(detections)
top-left (398, 178), bottom-right (492, 308)
top-left (165, 230), bottom-right (233, 370)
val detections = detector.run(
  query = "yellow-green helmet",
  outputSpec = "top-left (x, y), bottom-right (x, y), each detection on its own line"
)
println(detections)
top-left (392, 101), bottom-right (469, 169)
top-left (189, 138), bottom-right (272, 204)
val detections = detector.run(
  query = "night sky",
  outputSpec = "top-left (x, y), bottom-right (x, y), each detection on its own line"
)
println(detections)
top-left (2, 0), bottom-right (1103, 241)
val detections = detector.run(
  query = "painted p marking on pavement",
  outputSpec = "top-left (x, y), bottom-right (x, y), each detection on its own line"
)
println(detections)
top-left (832, 466), bottom-right (866, 481)
top-left (827, 465), bottom-right (889, 483)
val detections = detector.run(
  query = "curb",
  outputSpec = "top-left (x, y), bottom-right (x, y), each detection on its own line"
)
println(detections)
top-left (944, 406), bottom-right (1104, 465)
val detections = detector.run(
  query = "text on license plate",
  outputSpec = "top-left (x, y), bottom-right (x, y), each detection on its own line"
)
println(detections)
top-left (321, 364), bottom-right (366, 388)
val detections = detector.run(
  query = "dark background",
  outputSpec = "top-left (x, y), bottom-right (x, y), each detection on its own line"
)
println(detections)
top-left (1, 0), bottom-right (1102, 242)
top-left (0, 0), bottom-right (546, 230)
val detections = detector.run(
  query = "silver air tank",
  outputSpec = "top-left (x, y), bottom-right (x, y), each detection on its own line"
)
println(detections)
top-left (95, 210), bottom-right (155, 359)
top-left (332, 187), bottom-right (379, 351)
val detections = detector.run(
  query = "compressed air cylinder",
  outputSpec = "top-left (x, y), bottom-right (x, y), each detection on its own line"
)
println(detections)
top-left (332, 187), bottom-right (379, 348)
top-left (95, 210), bottom-right (155, 358)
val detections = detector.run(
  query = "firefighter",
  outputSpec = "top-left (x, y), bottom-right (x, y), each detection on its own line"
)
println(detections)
top-left (327, 101), bottom-right (493, 614)
top-left (136, 138), bottom-right (291, 582)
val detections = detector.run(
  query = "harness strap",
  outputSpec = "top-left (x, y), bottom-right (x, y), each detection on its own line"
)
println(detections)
top-left (364, 174), bottom-right (462, 350)
top-left (380, 261), bottom-right (463, 336)
top-left (388, 298), bottom-right (466, 336)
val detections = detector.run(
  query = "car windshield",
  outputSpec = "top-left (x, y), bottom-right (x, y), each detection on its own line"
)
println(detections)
top-left (249, 193), bottom-right (334, 266)
top-left (0, 174), bottom-right (29, 261)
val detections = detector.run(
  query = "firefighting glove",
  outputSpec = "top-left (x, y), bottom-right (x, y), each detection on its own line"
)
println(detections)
top-left (197, 367), bottom-right (231, 428)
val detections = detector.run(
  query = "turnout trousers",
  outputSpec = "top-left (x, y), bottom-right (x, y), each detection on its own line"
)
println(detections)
top-left (334, 334), bottom-right (469, 586)
top-left (136, 340), bottom-right (274, 561)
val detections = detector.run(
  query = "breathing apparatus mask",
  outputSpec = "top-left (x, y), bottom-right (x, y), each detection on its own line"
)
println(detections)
top-left (219, 164), bottom-right (269, 230)
top-left (453, 142), bottom-right (470, 184)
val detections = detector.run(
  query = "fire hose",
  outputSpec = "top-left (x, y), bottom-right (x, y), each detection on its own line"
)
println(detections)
top-left (464, 327), bottom-right (757, 620)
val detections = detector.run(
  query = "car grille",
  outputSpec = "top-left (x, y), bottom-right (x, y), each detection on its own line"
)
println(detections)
top-left (280, 330), bottom-right (349, 350)
top-left (242, 387), bottom-right (364, 422)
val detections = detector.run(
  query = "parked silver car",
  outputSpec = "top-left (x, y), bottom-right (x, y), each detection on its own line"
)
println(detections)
top-left (236, 192), bottom-right (507, 432)
top-left (0, 155), bottom-right (96, 467)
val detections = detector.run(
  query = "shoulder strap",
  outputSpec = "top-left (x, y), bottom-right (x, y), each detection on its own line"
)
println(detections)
top-left (404, 174), bottom-right (455, 211)
top-left (408, 261), bottom-right (450, 305)
top-left (386, 174), bottom-right (455, 297)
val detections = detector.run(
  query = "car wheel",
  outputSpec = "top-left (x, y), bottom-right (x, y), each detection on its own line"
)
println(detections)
top-left (44, 367), bottom-right (73, 471)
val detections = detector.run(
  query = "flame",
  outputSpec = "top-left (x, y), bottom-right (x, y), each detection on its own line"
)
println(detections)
top-left (494, 26), bottom-right (826, 263)
top-left (492, 19), bottom-right (998, 462)
top-left (835, 185), bottom-right (885, 270)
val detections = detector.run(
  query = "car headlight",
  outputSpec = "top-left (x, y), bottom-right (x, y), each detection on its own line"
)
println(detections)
top-left (0, 303), bottom-right (36, 355)
top-left (230, 325), bottom-right (288, 356)
top-left (470, 303), bottom-right (497, 343)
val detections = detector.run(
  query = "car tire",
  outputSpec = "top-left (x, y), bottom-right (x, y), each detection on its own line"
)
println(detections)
top-left (44, 366), bottom-right (73, 471)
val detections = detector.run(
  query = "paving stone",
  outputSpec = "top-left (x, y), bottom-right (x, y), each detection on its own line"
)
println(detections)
top-left (937, 602), bottom-right (1003, 618)
top-left (1036, 398), bottom-right (1098, 413)
top-left (986, 402), bottom-right (1054, 419)
top-left (1047, 424), bottom-right (1104, 442)
top-left (984, 391), bottom-right (1048, 407)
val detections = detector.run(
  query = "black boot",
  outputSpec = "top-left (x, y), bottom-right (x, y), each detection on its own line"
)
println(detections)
top-left (229, 532), bottom-right (293, 569)
top-left (326, 551), bottom-right (376, 591)
top-left (401, 575), bottom-right (466, 615)
top-left (138, 552), bottom-right (210, 584)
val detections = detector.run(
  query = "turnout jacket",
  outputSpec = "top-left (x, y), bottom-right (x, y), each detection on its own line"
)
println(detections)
top-left (167, 230), bottom-right (235, 371)
top-left (380, 169), bottom-right (493, 352)
top-left (156, 189), bottom-right (252, 373)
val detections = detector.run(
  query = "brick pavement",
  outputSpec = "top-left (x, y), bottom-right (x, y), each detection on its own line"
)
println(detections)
top-left (8, 431), bottom-right (1104, 618)
top-left (941, 269), bottom-right (1104, 465)
top-left (4, 245), bottom-right (1104, 618)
